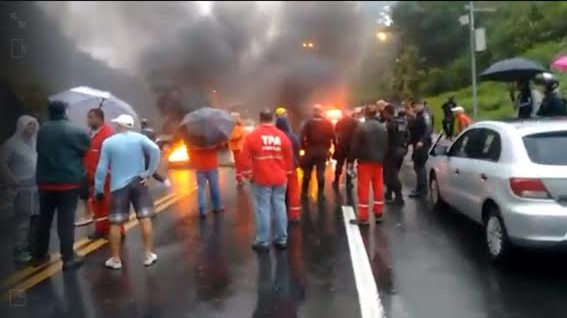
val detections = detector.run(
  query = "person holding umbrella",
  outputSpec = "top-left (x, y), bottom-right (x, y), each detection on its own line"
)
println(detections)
top-left (512, 80), bottom-right (542, 119)
top-left (180, 107), bottom-right (234, 218)
top-left (83, 108), bottom-right (125, 239)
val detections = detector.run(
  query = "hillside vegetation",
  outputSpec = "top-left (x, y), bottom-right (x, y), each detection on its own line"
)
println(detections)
top-left (383, 1), bottom-right (567, 124)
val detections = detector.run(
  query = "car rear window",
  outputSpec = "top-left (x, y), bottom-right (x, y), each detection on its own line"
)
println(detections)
top-left (523, 131), bottom-right (567, 165)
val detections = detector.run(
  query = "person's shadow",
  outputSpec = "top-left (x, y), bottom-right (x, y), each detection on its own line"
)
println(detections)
top-left (252, 251), bottom-right (298, 318)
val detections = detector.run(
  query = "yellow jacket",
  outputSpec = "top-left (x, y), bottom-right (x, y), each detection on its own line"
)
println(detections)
top-left (229, 124), bottom-right (246, 151)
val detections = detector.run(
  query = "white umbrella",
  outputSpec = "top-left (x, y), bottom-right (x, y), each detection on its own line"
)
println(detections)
top-left (48, 86), bottom-right (140, 130)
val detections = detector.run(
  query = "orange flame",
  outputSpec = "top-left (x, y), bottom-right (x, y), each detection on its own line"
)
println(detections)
top-left (168, 141), bottom-right (189, 163)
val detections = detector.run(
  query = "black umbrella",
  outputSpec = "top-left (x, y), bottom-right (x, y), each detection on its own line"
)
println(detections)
top-left (180, 107), bottom-right (235, 148)
top-left (480, 57), bottom-right (547, 82)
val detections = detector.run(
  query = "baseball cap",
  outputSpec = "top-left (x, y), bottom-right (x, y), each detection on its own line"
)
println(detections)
top-left (451, 106), bottom-right (465, 113)
top-left (111, 114), bottom-right (135, 128)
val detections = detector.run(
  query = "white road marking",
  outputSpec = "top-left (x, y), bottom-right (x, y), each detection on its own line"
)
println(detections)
top-left (342, 205), bottom-right (386, 318)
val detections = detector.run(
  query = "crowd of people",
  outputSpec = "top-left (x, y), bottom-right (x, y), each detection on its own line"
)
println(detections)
top-left (2, 101), bottom-right (163, 270)
top-left (0, 96), bottom-right (448, 268)
top-left (205, 100), bottom-right (436, 252)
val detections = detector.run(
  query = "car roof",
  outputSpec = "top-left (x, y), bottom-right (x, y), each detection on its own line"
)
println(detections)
top-left (471, 118), bottom-right (567, 136)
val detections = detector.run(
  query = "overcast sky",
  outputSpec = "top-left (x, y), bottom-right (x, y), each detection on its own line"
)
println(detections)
top-left (37, 1), bottom-right (393, 74)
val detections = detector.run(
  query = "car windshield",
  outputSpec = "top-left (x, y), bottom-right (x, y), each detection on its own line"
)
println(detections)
top-left (523, 131), bottom-right (567, 165)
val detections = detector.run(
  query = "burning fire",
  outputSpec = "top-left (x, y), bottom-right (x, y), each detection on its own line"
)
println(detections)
top-left (325, 108), bottom-right (343, 126)
top-left (168, 141), bottom-right (189, 163)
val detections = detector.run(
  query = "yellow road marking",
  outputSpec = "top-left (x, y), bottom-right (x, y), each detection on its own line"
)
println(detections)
top-left (2, 169), bottom-right (226, 298)
top-left (1, 190), bottom-right (191, 299)
top-left (1, 191), bottom-right (180, 293)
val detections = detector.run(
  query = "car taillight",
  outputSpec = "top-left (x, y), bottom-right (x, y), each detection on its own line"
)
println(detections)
top-left (509, 178), bottom-right (551, 199)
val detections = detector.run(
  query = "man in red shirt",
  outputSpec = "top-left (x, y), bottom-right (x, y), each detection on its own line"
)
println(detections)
top-left (241, 109), bottom-right (294, 253)
top-left (83, 108), bottom-right (124, 239)
top-left (188, 144), bottom-right (224, 219)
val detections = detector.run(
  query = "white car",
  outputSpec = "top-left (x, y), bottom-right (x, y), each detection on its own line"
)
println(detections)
top-left (427, 119), bottom-right (567, 261)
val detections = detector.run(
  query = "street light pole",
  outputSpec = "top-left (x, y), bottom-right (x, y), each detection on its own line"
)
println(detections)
top-left (468, 1), bottom-right (478, 119)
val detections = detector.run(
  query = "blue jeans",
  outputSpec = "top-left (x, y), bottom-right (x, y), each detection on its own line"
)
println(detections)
top-left (252, 184), bottom-right (287, 247)
top-left (196, 169), bottom-right (222, 215)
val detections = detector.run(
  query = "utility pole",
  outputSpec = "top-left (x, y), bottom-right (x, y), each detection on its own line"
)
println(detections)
top-left (468, 1), bottom-right (478, 118)
top-left (462, 2), bottom-right (496, 119)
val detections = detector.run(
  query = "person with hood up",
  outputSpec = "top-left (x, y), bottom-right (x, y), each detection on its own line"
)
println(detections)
top-left (1, 115), bottom-right (40, 263)
top-left (229, 112), bottom-right (247, 187)
top-left (33, 101), bottom-right (91, 270)
top-left (275, 115), bottom-right (301, 222)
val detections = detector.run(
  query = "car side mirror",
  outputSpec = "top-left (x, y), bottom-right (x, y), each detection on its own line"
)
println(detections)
top-left (432, 145), bottom-right (449, 157)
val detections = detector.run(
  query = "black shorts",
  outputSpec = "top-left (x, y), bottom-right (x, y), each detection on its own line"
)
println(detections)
top-left (109, 177), bottom-right (155, 225)
top-left (79, 176), bottom-right (90, 201)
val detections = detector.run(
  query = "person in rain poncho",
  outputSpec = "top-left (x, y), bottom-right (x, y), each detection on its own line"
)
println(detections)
top-left (1, 115), bottom-right (40, 263)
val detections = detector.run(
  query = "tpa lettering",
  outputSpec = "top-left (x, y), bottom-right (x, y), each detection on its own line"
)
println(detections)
top-left (261, 135), bottom-right (281, 146)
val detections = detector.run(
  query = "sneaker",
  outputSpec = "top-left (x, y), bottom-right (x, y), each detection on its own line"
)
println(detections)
top-left (163, 179), bottom-right (172, 188)
top-left (349, 219), bottom-right (369, 226)
top-left (251, 243), bottom-right (270, 253)
top-left (391, 198), bottom-right (405, 207)
top-left (409, 191), bottom-right (426, 199)
top-left (375, 214), bottom-right (385, 224)
top-left (62, 256), bottom-right (84, 271)
top-left (14, 251), bottom-right (32, 263)
top-left (105, 257), bottom-right (122, 270)
top-left (75, 217), bottom-right (93, 227)
top-left (274, 242), bottom-right (288, 250)
top-left (144, 252), bottom-right (158, 267)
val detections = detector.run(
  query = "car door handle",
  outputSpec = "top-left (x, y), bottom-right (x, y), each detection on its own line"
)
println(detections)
top-left (454, 169), bottom-right (460, 175)
top-left (480, 173), bottom-right (488, 181)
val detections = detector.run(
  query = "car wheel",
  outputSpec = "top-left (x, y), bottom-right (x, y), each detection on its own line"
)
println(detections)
top-left (429, 174), bottom-right (447, 211)
top-left (484, 207), bottom-right (512, 263)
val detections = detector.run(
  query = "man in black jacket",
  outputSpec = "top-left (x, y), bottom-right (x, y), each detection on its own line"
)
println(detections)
top-left (536, 73), bottom-right (567, 117)
top-left (383, 104), bottom-right (408, 206)
top-left (332, 109), bottom-right (358, 190)
top-left (409, 101), bottom-right (433, 199)
top-left (300, 105), bottom-right (335, 198)
top-left (441, 96), bottom-right (456, 138)
top-left (348, 104), bottom-right (388, 225)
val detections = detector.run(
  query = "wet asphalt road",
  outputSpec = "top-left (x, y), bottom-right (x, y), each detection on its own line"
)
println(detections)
top-left (4, 161), bottom-right (567, 318)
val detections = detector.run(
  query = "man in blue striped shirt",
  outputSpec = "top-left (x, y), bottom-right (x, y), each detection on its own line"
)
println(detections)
top-left (95, 114), bottom-right (161, 270)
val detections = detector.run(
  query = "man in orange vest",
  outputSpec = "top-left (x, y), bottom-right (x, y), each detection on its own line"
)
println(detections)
top-left (229, 112), bottom-right (246, 187)
top-left (452, 106), bottom-right (472, 135)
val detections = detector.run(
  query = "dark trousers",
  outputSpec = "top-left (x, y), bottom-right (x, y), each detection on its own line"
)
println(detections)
top-left (34, 189), bottom-right (79, 261)
top-left (442, 118), bottom-right (454, 138)
top-left (334, 156), bottom-right (354, 187)
top-left (412, 145), bottom-right (429, 194)
top-left (384, 151), bottom-right (405, 198)
top-left (301, 157), bottom-right (327, 195)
